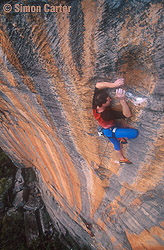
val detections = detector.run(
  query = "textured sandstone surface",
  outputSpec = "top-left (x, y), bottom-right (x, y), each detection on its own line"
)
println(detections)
top-left (0, 0), bottom-right (164, 249)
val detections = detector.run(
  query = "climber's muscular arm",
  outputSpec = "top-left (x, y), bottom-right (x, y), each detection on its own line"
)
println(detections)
top-left (96, 78), bottom-right (125, 89)
top-left (116, 88), bottom-right (132, 118)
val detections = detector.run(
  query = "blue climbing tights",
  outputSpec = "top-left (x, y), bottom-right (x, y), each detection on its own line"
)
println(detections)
top-left (103, 127), bottom-right (139, 151)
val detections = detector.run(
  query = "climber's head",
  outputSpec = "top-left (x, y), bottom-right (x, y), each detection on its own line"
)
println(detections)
top-left (95, 91), bottom-right (111, 108)
top-left (102, 96), bottom-right (112, 107)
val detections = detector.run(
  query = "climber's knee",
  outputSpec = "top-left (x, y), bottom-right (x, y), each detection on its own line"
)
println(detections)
top-left (125, 128), bottom-right (139, 139)
top-left (132, 129), bottom-right (139, 138)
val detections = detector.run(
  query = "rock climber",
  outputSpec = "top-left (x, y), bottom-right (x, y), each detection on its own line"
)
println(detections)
top-left (92, 78), bottom-right (139, 164)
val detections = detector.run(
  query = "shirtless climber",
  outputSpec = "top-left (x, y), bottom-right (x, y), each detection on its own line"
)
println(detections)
top-left (92, 78), bottom-right (139, 164)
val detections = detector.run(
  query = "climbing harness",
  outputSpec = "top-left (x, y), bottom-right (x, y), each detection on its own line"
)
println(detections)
top-left (112, 127), bottom-right (117, 138)
top-left (97, 126), bottom-right (117, 138)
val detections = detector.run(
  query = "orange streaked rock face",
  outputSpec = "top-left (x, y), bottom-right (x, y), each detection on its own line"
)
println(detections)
top-left (0, 0), bottom-right (164, 249)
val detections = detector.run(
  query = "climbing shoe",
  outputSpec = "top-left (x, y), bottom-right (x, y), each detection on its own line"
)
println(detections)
top-left (118, 138), bottom-right (127, 144)
top-left (119, 158), bottom-right (132, 164)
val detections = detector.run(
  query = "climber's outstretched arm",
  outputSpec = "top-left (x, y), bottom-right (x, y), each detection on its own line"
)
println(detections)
top-left (96, 78), bottom-right (124, 89)
top-left (116, 88), bottom-right (132, 118)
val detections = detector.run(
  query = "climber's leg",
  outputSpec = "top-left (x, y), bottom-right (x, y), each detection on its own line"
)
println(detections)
top-left (103, 127), bottom-right (134, 164)
top-left (116, 149), bottom-right (125, 161)
top-left (103, 129), bottom-right (124, 159)
top-left (103, 128), bottom-right (121, 151)
top-left (115, 127), bottom-right (139, 139)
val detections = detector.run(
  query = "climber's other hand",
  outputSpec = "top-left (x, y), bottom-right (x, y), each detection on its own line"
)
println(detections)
top-left (114, 78), bottom-right (125, 87)
top-left (116, 88), bottom-right (126, 99)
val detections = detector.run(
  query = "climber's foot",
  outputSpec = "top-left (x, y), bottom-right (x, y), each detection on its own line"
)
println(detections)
top-left (118, 138), bottom-right (127, 144)
top-left (119, 158), bottom-right (132, 164)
